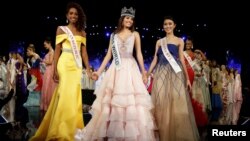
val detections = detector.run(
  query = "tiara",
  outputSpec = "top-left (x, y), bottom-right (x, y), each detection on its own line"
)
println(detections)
top-left (121, 7), bottom-right (135, 18)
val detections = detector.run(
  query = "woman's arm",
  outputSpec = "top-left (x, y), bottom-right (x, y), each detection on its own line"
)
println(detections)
top-left (53, 27), bottom-right (63, 82)
top-left (96, 37), bottom-right (113, 76)
top-left (147, 40), bottom-right (160, 76)
top-left (134, 31), bottom-right (146, 74)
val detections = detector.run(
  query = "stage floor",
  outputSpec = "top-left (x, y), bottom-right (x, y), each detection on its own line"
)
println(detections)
top-left (0, 89), bottom-right (249, 141)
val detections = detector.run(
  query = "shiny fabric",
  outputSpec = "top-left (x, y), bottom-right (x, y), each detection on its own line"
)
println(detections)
top-left (30, 34), bottom-right (86, 141)
top-left (151, 43), bottom-right (200, 141)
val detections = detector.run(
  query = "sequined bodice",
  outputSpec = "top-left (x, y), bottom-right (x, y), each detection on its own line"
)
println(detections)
top-left (115, 33), bottom-right (135, 58)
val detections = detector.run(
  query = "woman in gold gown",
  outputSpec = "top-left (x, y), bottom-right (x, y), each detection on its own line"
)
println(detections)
top-left (30, 2), bottom-right (91, 141)
top-left (147, 16), bottom-right (200, 141)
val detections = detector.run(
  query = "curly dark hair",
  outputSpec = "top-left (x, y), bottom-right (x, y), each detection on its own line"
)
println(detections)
top-left (66, 2), bottom-right (86, 31)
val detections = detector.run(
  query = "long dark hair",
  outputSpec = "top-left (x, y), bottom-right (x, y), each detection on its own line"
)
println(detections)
top-left (66, 2), bottom-right (86, 31)
top-left (114, 16), bottom-right (135, 34)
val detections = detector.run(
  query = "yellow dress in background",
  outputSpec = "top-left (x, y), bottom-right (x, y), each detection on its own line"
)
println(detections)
top-left (30, 34), bottom-right (86, 141)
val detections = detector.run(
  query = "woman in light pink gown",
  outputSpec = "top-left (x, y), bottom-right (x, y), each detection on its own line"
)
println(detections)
top-left (77, 7), bottom-right (157, 141)
top-left (40, 37), bottom-right (57, 111)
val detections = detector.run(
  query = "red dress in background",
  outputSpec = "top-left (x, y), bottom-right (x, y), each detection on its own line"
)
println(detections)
top-left (147, 76), bottom-right (153, 94)
top-left (185, 51), bottom-right (208, 127)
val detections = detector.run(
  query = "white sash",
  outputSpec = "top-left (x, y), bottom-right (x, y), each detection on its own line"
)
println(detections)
top-left (184, 51), bottom-right (195, 68)
top-left (111, 33), bottom-right (122, 70)
top-left (184, 51), bottom-right (202, 72)
top-left (161, 38), bottom-right (182, 73)
top-left (59, 26), bottom-right (82, 68)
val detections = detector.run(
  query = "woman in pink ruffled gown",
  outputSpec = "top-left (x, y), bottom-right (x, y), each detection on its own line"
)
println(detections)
top-left (78, 7), bottom-right (157, 141)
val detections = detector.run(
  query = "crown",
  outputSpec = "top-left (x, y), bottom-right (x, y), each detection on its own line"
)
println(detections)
top-left (121, 7), bottom-right (135, 18)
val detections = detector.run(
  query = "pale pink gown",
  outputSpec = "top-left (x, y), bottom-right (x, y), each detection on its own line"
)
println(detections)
top-left (40, 53), bottom-right (57, 111)
top-left (78, 33), bottom-right (157, 141)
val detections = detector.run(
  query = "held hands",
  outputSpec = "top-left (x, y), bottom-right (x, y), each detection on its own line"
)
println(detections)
top-left (142, 71), bottom-right (148, 84)
top-left (91, 72), bottom-right (99, 81)
top-left (146, 72), bottom-right (153, 78)
top-left (86, 69), bottom-right (92, 78)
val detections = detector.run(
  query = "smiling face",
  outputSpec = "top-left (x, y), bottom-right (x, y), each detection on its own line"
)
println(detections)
top-left (66, 7), bottom-right (79, 24)
top-left (185, 39), bottom-right (193, 50)
top-left (163, 19), bottom-right (176, 34)
top-left (122, 16), bottom-right (134, 28)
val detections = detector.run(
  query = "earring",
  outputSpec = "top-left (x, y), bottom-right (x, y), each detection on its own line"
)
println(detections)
top-left (66, 19), bottom-right (68, 23)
